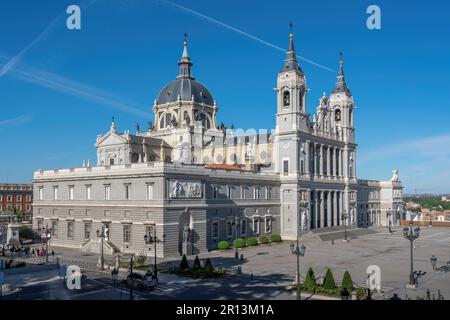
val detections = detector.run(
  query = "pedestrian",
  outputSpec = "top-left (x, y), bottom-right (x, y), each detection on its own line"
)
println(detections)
top-left (51, 250), bottom-right (55, 257)
top-left (31, 248), bottom-right (35, 256)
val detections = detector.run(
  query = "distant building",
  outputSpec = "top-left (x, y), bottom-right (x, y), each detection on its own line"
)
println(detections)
top-left (0, 183), bottom-right (33, 219)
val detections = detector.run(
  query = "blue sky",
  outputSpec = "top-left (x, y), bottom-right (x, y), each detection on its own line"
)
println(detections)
top-left (0, 0), bottom-right (449, 193)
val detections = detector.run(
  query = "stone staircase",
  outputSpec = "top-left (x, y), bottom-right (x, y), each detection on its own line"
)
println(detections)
top-left (80, 238), bottom-right (120, 255)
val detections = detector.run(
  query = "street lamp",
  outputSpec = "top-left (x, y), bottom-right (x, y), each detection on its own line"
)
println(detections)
top-left (144, 227), bottom-right (166, 284)
top-left (96, 225), bottom-right (106, 271)
top-left (41, 224), bottom-right (52, 263)
top-left (231, 218), bottom-right (240, 260)
top-left (430, 255), bottom-right (450, 273)
top-left (341, 210), bottom-right (349, 242)
top-left (386, 208), bottom-right (393, 233)
top-left (403, 220), bottom-right (422, 287)
top-left (0, 225), bottom-right (7, 256)
top-left (290, 237), bottom-right (306, 300)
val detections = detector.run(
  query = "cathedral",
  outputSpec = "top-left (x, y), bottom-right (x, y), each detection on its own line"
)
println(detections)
top-left (32, 33), bottom-right (403, 257)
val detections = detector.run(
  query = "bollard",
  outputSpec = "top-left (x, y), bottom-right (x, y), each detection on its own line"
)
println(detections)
top-left (237, 266), bottom-right (242, 274)
top-left (240, 254), bottom-right (244, 261)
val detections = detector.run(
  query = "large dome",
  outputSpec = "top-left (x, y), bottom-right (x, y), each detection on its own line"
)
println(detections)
top-left (156, 36), bottom-right (214, 106)
top-left (156, 77), bottom-right (214, 105)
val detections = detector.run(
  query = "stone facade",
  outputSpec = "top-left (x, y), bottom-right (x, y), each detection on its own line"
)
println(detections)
top-left (32, 34), bottom-right (403, 257)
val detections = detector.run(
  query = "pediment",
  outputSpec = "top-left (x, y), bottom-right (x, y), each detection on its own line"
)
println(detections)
top-left (96, 132), bottom-right (128, 146)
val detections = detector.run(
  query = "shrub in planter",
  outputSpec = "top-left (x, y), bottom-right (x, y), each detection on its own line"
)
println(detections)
top-left (218, 241), bottom-right (229, 250)
top-left (193, 255), bottom-right (201, 271)
top-left (304, 267), bottom-right (316, 289)
top-left (204, 258), bottom-right (213, 273)
top-left (233, 238), bottom-right (245, 248)
top-left (246, 237), bottom-right (258, 246)
top-left (323, 268), bottom-right (336, 289)
top-left (270, 234), bottom-right (282, 242)
top-left (341, 271), bottom-right (354, 291)
top-left (179, 254), bottom-right (189, 270)
top-left (259, 236), bottom-right (270, 244)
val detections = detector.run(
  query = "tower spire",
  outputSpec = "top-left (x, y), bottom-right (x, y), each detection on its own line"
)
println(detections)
top-left (332, 51), bottom-right (351, 96)
top-left (280, 22), bottom-right (304, 75)
top-left (177, 33), bottom-right (194, 79)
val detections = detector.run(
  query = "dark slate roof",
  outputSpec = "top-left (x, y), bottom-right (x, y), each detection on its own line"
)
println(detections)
top-left (156, 37), bottom-right (214, 106)
top-left (156, 77), bottom-right (214, 105)
top-left (280, 35), bottom-right (304, 75)
top-left (332, 59), bottom-right (352, 96)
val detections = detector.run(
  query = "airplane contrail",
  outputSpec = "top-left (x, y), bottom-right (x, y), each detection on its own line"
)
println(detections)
top-left (155, 0), bottom-right (336, 73)
top-left (6, 60), bottom-right (149, 118)
top-left (0, 0), bottom-right (97, 79)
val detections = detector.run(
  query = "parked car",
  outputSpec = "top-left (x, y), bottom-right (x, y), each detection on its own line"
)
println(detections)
top-left (123, 271), bottom-right (157, 290)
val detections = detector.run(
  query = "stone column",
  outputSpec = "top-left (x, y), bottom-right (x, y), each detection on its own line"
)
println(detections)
top-left (314, 191), bottom-right (319, 229)
top-left (320, 191), bottom-right (325, 228)
top-left (333, 191), bottom-right (338, 226)
top-left (327, 191), bottom-right (332, 227)
top-left (340, 149), bottom-right (344, 178)
top-left (319, 145), bottom-right (324, 177)
top-left (326, 147), bottom-right (331, 177)
top-left (340, 192), bottom-right (344, 225)
top-left (333, 148), bottom-right (337, 177)
top-left (305, 140), bottom-right (310, 174)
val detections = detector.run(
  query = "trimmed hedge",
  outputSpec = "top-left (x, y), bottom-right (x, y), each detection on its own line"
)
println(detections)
top-left (218, 241), bottom-right (229, 250)
top-left (259, 236), bottom-right (270, 244)
top-left (246, 237), bottom-right (258, 246)
top-left (270, 234), bottom-right (282, 242)
top-left (193, 255), bottom-right (201, 271)
top-left (179, 254), bottom-right (189, 270)
top-left (341, 271), bottom-right (354, 291)
top-left (233, 238), bottom-right (245, 248)
top-left (204, 258), bottom-right (213, 273)
top-left (304, 267), bottom-right (316, 289)
top-left (323, 268), bottom-right (336, 289)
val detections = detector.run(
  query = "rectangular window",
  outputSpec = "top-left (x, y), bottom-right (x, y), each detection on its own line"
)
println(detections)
top-left (17, 204), bottom-right (22, 210)
top-left (212, 186), bottom-right (218, 199)
top-left (26, 204), bottom-right (31, 211)
top-left (104, 185), bottom-right (111, 200)
top-left (212, 221), bottom-right (219, 239)
top-left (283, 160), bottom-right (289, 175)
top-left (17, 195), bottom-right (22, 202)
top-left (53, 186), bottom-right (58, 200)
top-left (67, 221), bottom-right (74, 239)
top-left (145, 225), bottom-right (154, 244)
top-left (84, 222), bottom-right (91, 239)
top-left (266, 187), bottom-right (272, 199)
top-left (7, 195), bottom-right (12, 202)
top-left (123, 224), bottom-right (131, 243)
top-left (227, 221), bottom-right (233, 238)
top-left (39, 187), bottom-right (44, 200)
top-left (241, 220), bottom-right (247, 236)
top-left (253, 218), bottom-right (259, 234)
top-left (227, 186), bottom-right (232, 199)
top-left (37, 219), bottom-right (43, 231)
top-left (86, 185), bottom-right (92, 200)
top-left (300, 160), bottom-right (304, 174)
top-left (124, 184), bottom-right (131, 200)
top-left (26, 195), bottom-right (31, 202)
top-left (0, 195), bottom-right (2, 202)
top-left (51, 220), bottom-right (58, 238)
top-left (265, 217), bottom-right (272, 233)
top-left (68, 186), bottom-right (74, 200)
top-left (146, 184), bottom-right (154, 200)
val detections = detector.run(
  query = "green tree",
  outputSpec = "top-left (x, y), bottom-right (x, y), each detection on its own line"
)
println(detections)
top-left (193, 255), bottom-right (201, 271)
top-left (341, 271), bottom-right (354, 291)
top-left (19, 225), bottom-right (34, 240)
top-left (323, 268), bottom-right (336, 289)
top-left (204, 258), bottom-right (213, 273)
top-left (179, 254), bottom-right (189, 270)
top-left (304, 267), bottom-right (316, 289)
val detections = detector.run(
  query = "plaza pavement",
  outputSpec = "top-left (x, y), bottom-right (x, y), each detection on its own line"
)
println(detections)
top-left (2, 226), bottom-right (449, 300)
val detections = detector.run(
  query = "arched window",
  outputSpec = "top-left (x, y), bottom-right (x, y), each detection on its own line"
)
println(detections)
top-left (159, 113), bottom-right (176, 129)
top-left (335, 109), bottom-right (341, 122)
top-left (131, 153), bottom-right (139, 163)
top-left (194, 111), bottom-right (211, 129)
top-left (283, 91), bottom-right (290, 107)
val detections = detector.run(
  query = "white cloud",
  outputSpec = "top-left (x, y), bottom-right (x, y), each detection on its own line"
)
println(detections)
top-left (0, 115), bottom-right (33, 129)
